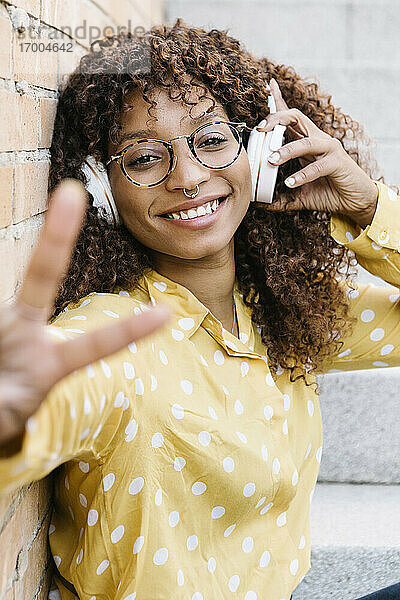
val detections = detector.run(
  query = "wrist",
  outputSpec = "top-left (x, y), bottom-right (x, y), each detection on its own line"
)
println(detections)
top-left (344, 181), bottom-right (379, 229)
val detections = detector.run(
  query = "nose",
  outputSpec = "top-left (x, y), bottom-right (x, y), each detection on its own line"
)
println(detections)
top-left (164, 137), bottom-right (210, 193)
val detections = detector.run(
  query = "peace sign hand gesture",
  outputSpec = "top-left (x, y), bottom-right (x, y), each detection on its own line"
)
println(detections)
top-left (258, 78), bottom-right (379, 228)
top-left (0, 180), bottom-right (171, 447)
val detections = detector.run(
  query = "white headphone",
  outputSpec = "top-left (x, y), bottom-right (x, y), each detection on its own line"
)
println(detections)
top-left (81, 156), bottom-right (120, 226)
top-left (246, 82), bottom-right (286, 203)
top-left (80, 81), bottom-right (286, 223)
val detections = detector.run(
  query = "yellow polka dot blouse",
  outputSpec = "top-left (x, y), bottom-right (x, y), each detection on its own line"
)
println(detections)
top-left (1, 181), bottom-right (400, 600)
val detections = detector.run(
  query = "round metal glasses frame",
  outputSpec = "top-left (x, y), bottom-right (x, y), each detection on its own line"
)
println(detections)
top-left (105, 120), bottom-right (252, 188)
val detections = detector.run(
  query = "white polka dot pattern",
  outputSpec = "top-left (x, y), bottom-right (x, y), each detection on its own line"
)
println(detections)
top-left (129, 477), bottom-right (144, 495)
top-left (169, 511), bottom-right (179, 527)
top-left (187, 534), bottom-right (198, 550)
top-left (370, 328), bottom-right (385, 341)
top-left (133, 536), bottom-right (144, 554)
top-left (96, 559), bottom-right (109, 575)
top-left (192, 481), bottom-right (207, 495)
top-left (260, 550), bottom-right (271, 567)
top-left (153, 547), bottom-right (168, 565)
top-left (290, 559), bottom-right (299, 576)
top-left (11, 235), bottom-right (400, 600)
top-left (229, 575), bottom-right (240, 591)
top-left (88, 509), bottom-right (98, 526)
top-left (243, 482), bottom-right (256, 497)
top-left (208, 557), bottom-right (216, 573)
top-left (361, 309), bottom-right (375, 322)
top-left (111, 525), bottom-right (125, 544)
top-left (54, 555), bottom-right (61, 567)
top-left (103, 473), bottom-right (115, 492)
top-left (177, 569), bottom-right (184, 585)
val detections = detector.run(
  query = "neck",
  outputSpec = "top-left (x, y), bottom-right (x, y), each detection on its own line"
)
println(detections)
top-left (151, 240), bottom-right (237, 333)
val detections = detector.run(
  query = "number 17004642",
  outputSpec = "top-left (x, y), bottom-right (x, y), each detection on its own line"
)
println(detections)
top-left (19, 42), bottom-right (73, 52)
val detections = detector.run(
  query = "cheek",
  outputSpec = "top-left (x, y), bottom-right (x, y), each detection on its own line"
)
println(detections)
top-left (234, 151), bottom-right (251, 185)
top-left (232, 153), bottom-right (252, 200)
top-left (242, 152), bottom-right (252, 179)
top-left (110, 174), bottom-right (147, 222)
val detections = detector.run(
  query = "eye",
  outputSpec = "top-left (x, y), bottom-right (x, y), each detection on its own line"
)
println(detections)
top-left (198, 134), bottom-right (228, 148)
top-left (127, 154), bottom-right (160, 167)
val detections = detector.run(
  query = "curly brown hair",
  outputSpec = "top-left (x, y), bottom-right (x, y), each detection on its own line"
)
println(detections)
top-left (49, 18), bottom-right (383, 382)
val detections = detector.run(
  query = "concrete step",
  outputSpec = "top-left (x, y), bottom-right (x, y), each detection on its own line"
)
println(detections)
top-left (315, 267), bottom-right (399, 485)
top-left (316, 366), bottom-right (400, 484)
top-left (292, 483), bottom-right (400, 600)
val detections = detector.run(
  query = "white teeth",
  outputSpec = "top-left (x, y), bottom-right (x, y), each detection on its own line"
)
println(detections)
top-left (196, 205), bottom-right (207, 217)
top-left (165, 197), bottom-right (225, 220)
top-left (187, 208), bottom-right (198, 219)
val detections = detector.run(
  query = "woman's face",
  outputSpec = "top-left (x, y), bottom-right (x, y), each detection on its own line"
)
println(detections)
top-left (107, 84), bottom-right (252, 261)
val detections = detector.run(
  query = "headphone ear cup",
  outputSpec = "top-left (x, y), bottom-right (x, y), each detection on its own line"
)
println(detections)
top-left (247, 120), bottom-right (286, 203)
top-left (81, 156), bottom-right (120, 225)
top-left (247, 128), bottom-right (281, 204)
top-left (247, 121), bottom-right (268, 202)
top-left (247, 81), bottom-right (286, 204)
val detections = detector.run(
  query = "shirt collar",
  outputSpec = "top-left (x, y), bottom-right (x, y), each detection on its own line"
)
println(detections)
top-left (136, 268), bottom-right (262, 359)
top-left (138, 268), bottom-right (209, 338)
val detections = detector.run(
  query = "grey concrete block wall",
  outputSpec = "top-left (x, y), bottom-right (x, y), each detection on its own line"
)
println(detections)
top-left (291, 483), bottom-right (400, 600)
top-left (316, 370), bottom-right (400, 483)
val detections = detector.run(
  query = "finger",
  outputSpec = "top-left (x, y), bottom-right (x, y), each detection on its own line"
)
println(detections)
top-left (257, 108), bottom-right (321, 139)
top-left (256, 121), bottom-right (303, 144)
top-left (284, 156), bottom-right (335, 188)
top-left (52, 304), bottom-right (172, 381)
top-left (267, 136), bottom-right (336, 166)
top-left (16, 179), bottom-right (88, 319)
top-left (270, 78), bottom-right (290, 111)
top-left (286, 125), bottom-right (307, 141)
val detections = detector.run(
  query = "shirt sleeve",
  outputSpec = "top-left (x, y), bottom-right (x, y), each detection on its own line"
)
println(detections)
top-left (322, 180), bottom-right (400, 372)
top-left (330, 180), bottom-right (400, 286)
top-left (0, 324), bottom-right (125, 496)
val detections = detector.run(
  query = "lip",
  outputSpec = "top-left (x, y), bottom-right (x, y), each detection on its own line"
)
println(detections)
top-left (157, 194), bottom-right (231, 216)
top-left (157, 195), bottom-right (231, 229)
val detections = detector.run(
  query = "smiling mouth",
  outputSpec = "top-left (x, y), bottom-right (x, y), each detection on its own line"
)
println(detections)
top-left (159, 196), bottom-right (228, 220)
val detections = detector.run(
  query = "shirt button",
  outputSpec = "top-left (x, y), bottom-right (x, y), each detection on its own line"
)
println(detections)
top-left (378, 230), bottom-right (390, 244)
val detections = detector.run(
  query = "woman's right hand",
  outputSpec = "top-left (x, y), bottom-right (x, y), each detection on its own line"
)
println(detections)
top-left (0, 179), bottom-right (171, 446)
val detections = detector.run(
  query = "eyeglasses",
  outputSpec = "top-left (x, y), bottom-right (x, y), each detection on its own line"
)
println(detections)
top-left (106, 120), bottom-right (252, 188)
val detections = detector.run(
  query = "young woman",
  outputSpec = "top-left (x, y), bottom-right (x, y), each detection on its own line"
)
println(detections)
top-left (0, 19), bottom-right (399, 600)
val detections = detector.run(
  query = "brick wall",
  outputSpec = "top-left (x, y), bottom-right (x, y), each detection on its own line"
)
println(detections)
top-left (0, 1), bottom-right (164, 598)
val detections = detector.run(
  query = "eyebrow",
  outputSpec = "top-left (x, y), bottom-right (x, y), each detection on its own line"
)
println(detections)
top-left (117, 110), bottom-right (228, 147)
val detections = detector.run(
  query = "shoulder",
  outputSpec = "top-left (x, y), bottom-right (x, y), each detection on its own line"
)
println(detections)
top-left (49, 289), bottom-right (151, 332)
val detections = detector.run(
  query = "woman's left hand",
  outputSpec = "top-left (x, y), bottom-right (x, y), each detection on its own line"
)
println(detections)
top-left (258, 78), bottom-right (379, 228)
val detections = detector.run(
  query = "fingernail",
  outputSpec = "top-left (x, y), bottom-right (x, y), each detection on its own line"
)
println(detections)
top-left (268, 152), bottom-right (280, 164)
top-left (285, 177), bottom-right (296, 187)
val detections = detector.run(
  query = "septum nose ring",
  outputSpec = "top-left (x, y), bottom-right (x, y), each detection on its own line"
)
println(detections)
top-left (183, 185), bottom-right (200, 199)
